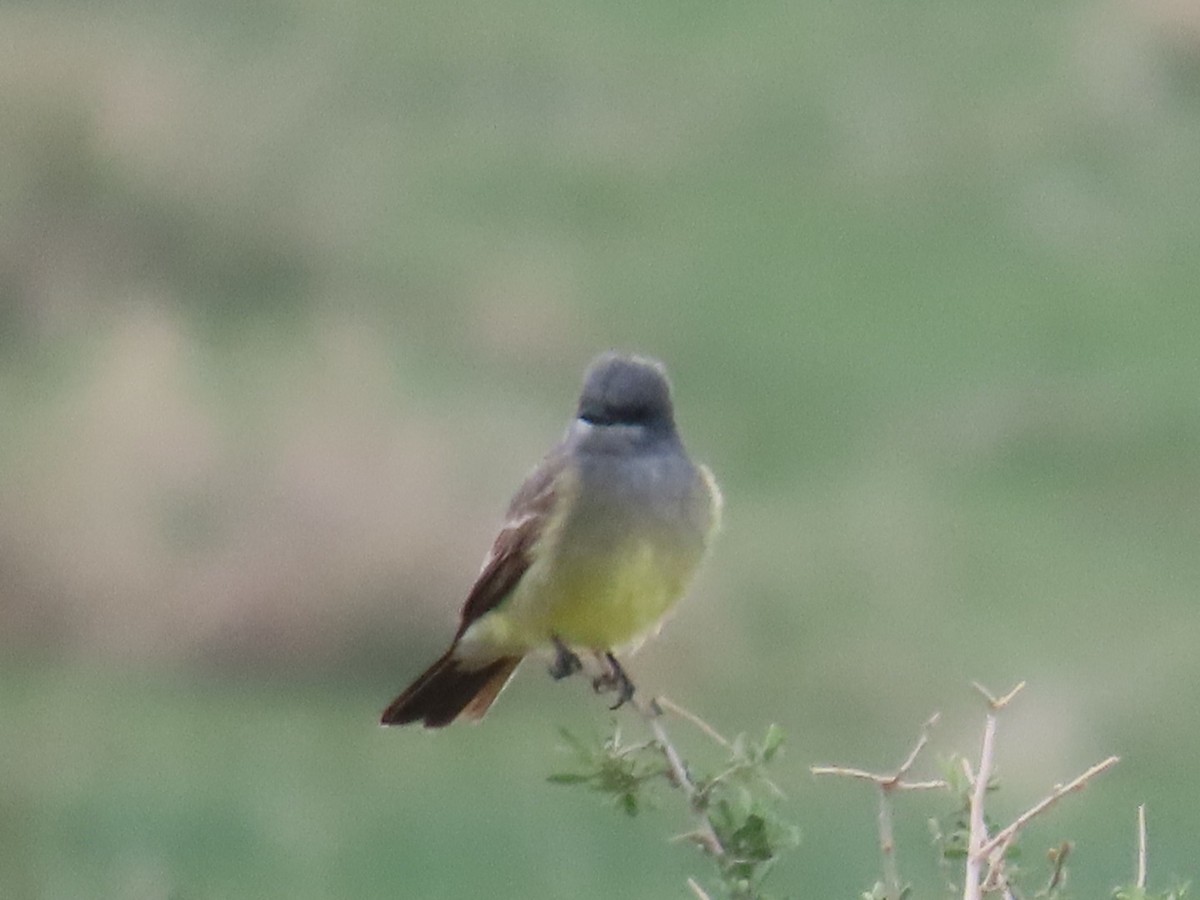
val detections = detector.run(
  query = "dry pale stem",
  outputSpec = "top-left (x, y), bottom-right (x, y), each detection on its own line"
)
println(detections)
top-left (632, 694), bottom-right (726, 859)
top-left (972, 681), bottom-right (1026, 710)
top-left (977, 755), bottom-right (1121, 859)
top-left (657, 695), bottom-right (732, 749)
top-left (877, 787), bottom-right (902, 899)
top-left (892, 712), bottom-right (941, 783)
top-left (963, 682), bottom-right (1118, 900)
top-left (658, 695), bottom-right (786, 800)
top-left (1137, 804), bottom-right (1147, 889)
top-left (964, 710), bottom-right (1000, 900)
top-left (964, 681), bottom-right (1024, 900)
top-left (810, 713), bottom-right (946, 791)
top-left (811, 712), bottom-right (945, 900)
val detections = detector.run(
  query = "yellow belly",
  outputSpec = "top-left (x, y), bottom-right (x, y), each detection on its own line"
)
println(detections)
top-left (535, 539), bottom-right (689, 649)
top-left (459, 536), bottom-right (697, 659)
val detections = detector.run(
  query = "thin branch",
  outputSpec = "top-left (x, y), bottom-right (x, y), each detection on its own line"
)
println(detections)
top-left (687, 877), bottom-right (713, 900)
top-left (1137, 804), bottom-right (1147, 889)
top-left (703, 759), bottom-right (786, 802)
top-left (972, 680), bottom-right (1026, 710)
top-left (976, 756), bottom-right (1120, 859)
top-left (963, 683), bottom-right (1119, 899)
top-left (811, 713), bottom-right (945, 900)
top-left (659, 696), bottom-right (787, 801)
top-left (891, 712), bottom-right (941, 784)
top-left (878, 787), bottom-right (902, 900)
top-left (963, 682), bottom-right (1025, 900)
top-left (982, 841), bottom-right (1021, 897)
top-left (963, 707), bottom-right (999, 900)
top-left (809, 765), bottom-right (946, 791)
top-left (810, 711), bottom-right (946, 791)
top-left (631, 694), bottom-right (726, 859)
top-left (657, 695), bottom-right (732, 749)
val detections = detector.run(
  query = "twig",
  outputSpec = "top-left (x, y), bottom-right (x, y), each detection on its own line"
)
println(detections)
top-left (811, 713), bottom-right (945, 900)
top-left (972, 681), bottom-right (1026, 710)
top-left (963, 680), bottom-right (1120, 900)
top-left (687, 876), bottom-right (713, 900)
top-left (963, 682), bottom-right (1024, 900)
top-left (809, 764), bottom-right (946, 790)
top-left (877, 786), bottom-right (902, 899)
top-left (657, 695), bottom-right (732, 749)
top-left (1136, 804), bottom-right (1147, 889)
top-left (964, 706), bottom-right (1000, 900)
top-left (976, 756), bottom-right (1120, 859)
top-left (810, 713), bottom-right (946, 791)
top-left (660, 695), bottom-right (787, 800)
top-left (976, 758), bottom-right (1119, 897)
top-left (892, 712), bottom-right (941, 783)
top-left (632, 694), bottom-right (726, 859)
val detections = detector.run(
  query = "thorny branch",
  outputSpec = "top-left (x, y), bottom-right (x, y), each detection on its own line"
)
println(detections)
top-left (964, 682), bottom-right (1119, 899)
top-left (811, 712), bottom-right (946, 900)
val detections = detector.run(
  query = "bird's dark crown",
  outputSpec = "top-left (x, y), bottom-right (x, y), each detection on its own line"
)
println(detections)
top-left (576, 353), bottom-right (674, 429)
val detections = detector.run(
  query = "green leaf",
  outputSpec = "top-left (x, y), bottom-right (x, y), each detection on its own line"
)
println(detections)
top-left (619, 792), bottom-right (639, 817)
top-left (735, 814), bottom-right (773, 861)
top-left (546, 772), bottom-right (591, 785)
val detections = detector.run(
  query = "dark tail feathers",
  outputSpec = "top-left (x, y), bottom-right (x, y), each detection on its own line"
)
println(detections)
top-left (380, 649), bottom-right (522, 728)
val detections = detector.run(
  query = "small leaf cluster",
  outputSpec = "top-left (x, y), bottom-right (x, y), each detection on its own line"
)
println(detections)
top-left (550, 721), bottom-right (796, 899)
top-left (548, 725), bottom-right (666, 816)
top-left (698, 726), bottom-right (798, 898)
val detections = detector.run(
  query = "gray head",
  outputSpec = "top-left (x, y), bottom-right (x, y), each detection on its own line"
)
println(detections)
top-left (574, 352), bottom-right (677, 441)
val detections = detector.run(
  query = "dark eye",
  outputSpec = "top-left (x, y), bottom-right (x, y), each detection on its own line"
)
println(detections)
top-left (580, 400), bottom-right (656, 427)
top-left (612, 403), bottom-right (655, 425)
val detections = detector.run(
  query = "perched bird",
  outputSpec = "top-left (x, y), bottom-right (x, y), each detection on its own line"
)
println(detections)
top-left (381, 352), bottom-right (721, 727)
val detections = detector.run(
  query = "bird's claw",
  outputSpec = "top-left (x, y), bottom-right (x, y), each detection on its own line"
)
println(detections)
top-left (591, 652), bottom-right (635, 710)
top-left (548, 637), bottom-right (583, 680)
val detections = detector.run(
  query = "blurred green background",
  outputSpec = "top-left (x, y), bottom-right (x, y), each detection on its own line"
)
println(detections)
top-left (3, 0), bottom-right (1200, 896)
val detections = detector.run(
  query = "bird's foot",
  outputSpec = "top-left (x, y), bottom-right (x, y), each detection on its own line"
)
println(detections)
top-left (548, 637), bottom-right (583, 680)
top-left (591, 652), bottom-right (635, 710)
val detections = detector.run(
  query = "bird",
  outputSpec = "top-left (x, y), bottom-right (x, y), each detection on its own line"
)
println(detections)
top-left (381, 351), bottom-right (721, 728)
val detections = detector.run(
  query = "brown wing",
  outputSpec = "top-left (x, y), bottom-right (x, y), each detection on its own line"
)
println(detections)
top-left (453, 446), bottom-right (569, 638)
